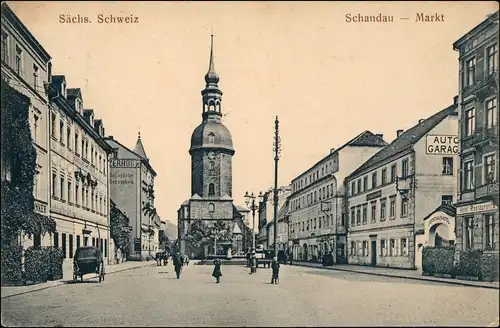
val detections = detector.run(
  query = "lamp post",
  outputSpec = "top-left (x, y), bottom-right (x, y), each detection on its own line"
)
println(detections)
top-left (245, 190), bottom-right (263, 274)
top-left (272, 116), bottom-right (282, 259)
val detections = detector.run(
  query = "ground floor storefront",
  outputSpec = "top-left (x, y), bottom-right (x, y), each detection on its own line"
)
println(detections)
top-left (290, 234), bottom-right (346, 264)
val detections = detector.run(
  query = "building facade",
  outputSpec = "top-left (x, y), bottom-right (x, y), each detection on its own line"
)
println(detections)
top-left (346, 101), bottom-right (459, 270)
top-left (257, 186), bottom-right (291, 249)
top-left (264, 186), bottom-right (292, 250)
top-left (104, 134), bottom-right (160, 260)
top-left (178, 35), bottom-right (245, 257)
top-left (453, 12), bottom-right (499, 268)
top-left (46, 76), bottom-right (115, 267)
top-left (1, 3), bottom-right (52, 248)
top-left (288, 131), bottom-right (388, 264)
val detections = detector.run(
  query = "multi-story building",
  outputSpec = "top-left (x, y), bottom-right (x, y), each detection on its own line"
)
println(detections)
top-left (453, 12), bottom-right (499, 268)
top-left (46, 76), bottom-right (115, 267)
top-left (257, 186), bottom-right (290, 249)
top-left (104, 133), bottom-right (160, 260)
top-left (288, 131), bottom-right (387, 264)
top-left (346, 101), bottom-right (459, 270)
top-left (1, 3), bottom-right (52, 248)
top-left (265, 186), bottom-right (292, 250)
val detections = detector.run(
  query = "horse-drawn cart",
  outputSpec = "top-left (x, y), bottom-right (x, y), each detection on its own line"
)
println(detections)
top-left (73, 246), bottom-right (105, 283)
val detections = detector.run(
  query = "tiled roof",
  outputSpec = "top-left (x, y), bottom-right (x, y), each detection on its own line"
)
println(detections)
top-left (347, 103), bottom-right (457, 179)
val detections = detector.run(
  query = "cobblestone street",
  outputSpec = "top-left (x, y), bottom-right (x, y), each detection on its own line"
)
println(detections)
top-left (2, 263), bottom-right (498, 327)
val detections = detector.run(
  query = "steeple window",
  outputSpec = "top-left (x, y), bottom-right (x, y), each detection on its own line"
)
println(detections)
top-left (208, 133), bottom-right (215, 144)
top-left (208, 183), bottom-right (215, 196)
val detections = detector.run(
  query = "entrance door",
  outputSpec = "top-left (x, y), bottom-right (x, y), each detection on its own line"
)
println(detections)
top-left (370, 240), bottom-right (377, 266)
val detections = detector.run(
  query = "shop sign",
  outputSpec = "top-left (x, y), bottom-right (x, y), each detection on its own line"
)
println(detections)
top-left (457, 202), bottom-right (498, 215)
top-left (426, 135), bottom-right (459, 155)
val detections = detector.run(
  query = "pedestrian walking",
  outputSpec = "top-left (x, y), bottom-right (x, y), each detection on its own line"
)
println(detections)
top-left (173, 252), bottom-right (182, 279)
top-left (271, 257), bottom-right (280, 284)
top-left (212, 258), bottom-right (222, 283)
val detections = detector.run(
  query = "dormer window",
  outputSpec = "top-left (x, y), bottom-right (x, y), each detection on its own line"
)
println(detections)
top-left (61, 82), bottom-right (66, 98)
top-left (208, 133), bottom-right (215, 144)
top-left (75, 99), bottom-right (82, 113)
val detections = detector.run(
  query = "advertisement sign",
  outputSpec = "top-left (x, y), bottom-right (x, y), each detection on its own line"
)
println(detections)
top-left (457, 202), bottom-right (498, 215)
top-left (426, 135), bottom-right (459, 155)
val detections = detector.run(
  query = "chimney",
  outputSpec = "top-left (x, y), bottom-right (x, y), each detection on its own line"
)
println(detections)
top-left (108, 135), bottom-right (114, 140)
top-left (376, 133), bottom-right (384, 140)
top-left (453, 95), bottom-right (458, 105)
top-left (330, 148), bottom-right (336, 154)
top-left (418, 119), bottom-right (425, 124)
top-left (397, 129), bottom-right (404, 138)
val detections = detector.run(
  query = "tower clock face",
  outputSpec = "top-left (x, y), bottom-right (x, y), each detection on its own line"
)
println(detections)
top-left (208, 152), bottom-right (215, 159)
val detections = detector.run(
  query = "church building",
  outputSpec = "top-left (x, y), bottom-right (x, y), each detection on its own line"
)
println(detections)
top-left (178, 35), bottom-right (247, 257)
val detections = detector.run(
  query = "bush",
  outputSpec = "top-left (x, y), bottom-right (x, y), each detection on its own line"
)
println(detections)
top-left (24, 247), bottom-right (49, 284)
top-left (46, 247), bottom-right (64, 280)
top-left (456, 249), bottom-right (483, 279)
top-left (480, 252), bottom-right (499, 282)
top-left (422, 246), bottom-right (455, 275)
top-left (1, 244), bottom-right (23, 285)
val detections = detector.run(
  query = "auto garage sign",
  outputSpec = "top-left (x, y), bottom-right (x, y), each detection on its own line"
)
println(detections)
top-left (426, 135), bottom-right (459, 155)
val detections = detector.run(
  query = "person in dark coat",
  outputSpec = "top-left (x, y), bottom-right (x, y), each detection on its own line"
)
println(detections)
top-left (173, 252), bottom-right (182, 279)
top-left (212, 258), bottom-right (222, 283)
top-left (271, 257), bottom-right (280, 284)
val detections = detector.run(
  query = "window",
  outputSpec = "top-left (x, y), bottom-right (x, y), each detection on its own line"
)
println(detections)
top-left (314, 218), bottom-right (317, 229)
top-left (466, 57), bottom-right (476, 87)
top-left (465, 217), bottom-right (474, 250)
top-left (81, 139), bottom-right (85, 158)
top-left (371, 172), bottom-right (377, 189)
top-left (371, 201), bottom-right (377, 222)
top-left (67, 181), bottom-right (72, 203)
top-left (464, 108), bottom-right (475, 137)
top-left (59, 120), bottom-right (64, 144)
top-left (77, 235), bottom-right (81, 249)
top-left (389, 196), bottom-right (396, 218)
top-left (91, 190), bottom-right (94, 210)
top-left (351, 182), bottom-right (356, 195)
top-left (1, 31), bottom-right (8, 62)
top-left (60, 175), bottom-right (65, 200)
top-left (363, 176), bottom-right (368, 191)
top-left (390, 164), bottom-right (397, 182)
top-left (487, 44), bottom-right (497, 73)
top-left (486, 98), bottom-right (497, 128)
top-left (314, 191), bottom-right (317, 202)
top-left (53, 232), bottom-right (59, 248)
top-left (15, 45), bottom-right (22, 74)
top-left (362, 204), bottom-right (367, 224)
top-left (51, 113), bottom-right (57, 138)
top-left (61, 233), bottom-right (67, 259)
top-left (75, 183), bottom-right (79, 205)
top-left (485, 214), bottom-right (495, 250)
top-left (381, 168), bottom-right (387, 185)
top-left (350, 207), bottom-right (355, 226)
top-left (99, 196), bottom-right (103, 213)
top-left (33, 115), bottom-right (39, 143)
top-left (463, 160), bottom-right (474, 190)
top-left (67, 127), bottom-right (71, 149)
top-left (484, 154), bottom-right (496, 184)
top-left (91, 146), bottom-right (94, 165)
top-left (362, 241), bottom-right (367, 256)
top-left (357, 180), bottom-right (361, 194)
top-left (380, 198), bottom-right (386, 220)
top-left (208, 133), bottom-right (215, 144)
top-left (402, 159), bottom-right (409, 178)
top-left (380, 239), bottom-right (386, 256)
top-left (208, 183), bottom-right (215, 196)
top-left (390, 239), bottom-right (395, 256)
top-left (356, 206), bottom-right (361, 225)
top-left (400, 238), bottom-right (408, 256)
top-left (401, 198), bottom-right (408, 217)
top-left (350, 241), bottom-right (356, 256)
top-left (52, 172), bottom-right (57, 197)
top-left (442, 157), bottom-right (453, 175)
top-left (62, 82), bottom-right (66, 98)
top-left (441, 195), bottom-right (453, 205)
top-left (33, 64), bottom-right (39, 90)
top-left (209, 203), bottom-right (215, 212)
top-left (69, 234), bottom-right (74, 258)
top-left (105, 239), bottom-right (108, 258)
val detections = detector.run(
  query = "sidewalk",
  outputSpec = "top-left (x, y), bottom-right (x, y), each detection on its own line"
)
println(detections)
top-left (292, 261), bottom-right (500, 290)
top-left (1, 260), bottom-right (155, 299)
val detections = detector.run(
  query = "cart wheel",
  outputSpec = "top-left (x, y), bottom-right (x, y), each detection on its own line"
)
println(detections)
top-left (73, 272), bottom-right (77, 283)
top-left (80, 274), bottom-right (83, 282)
top-left (101, 264), bottom-right (105, 282)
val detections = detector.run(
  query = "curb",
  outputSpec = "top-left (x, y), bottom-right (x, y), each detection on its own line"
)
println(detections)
top-left (292, 263), bottom-right (500, 290)
top-left (1, 263), bottom-right (155, 299)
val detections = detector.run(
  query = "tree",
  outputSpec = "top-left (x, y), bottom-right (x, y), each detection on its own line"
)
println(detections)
top-left (185, 219), bottom-right (210, 249)
top-left (110, 203), bottom-right (131, 256)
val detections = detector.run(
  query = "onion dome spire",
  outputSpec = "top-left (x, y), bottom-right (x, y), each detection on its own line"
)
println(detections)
top-left (204, 34), bottom-right (219, 85)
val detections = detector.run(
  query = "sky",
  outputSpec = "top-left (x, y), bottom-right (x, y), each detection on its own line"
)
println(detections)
top-left (7, 1), bottom-right (499, 225)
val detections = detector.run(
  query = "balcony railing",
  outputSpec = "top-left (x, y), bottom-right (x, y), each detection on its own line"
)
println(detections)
top-left (462, 125), bottom-right (499, 149)
top-left (462, 69), bottom-right (498, 98)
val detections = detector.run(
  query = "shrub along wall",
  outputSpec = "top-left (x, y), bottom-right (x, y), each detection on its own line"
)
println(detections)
top-left (24, 246), bottom-right (64, 284)
top-left (455, 249), bottom-right (483, 279)
top-left (1, 245), bottom-right (23, 285)
top-left (422, 246), bottom-right (455, 275)
top-left (479, 251), bottom-right (499, 282)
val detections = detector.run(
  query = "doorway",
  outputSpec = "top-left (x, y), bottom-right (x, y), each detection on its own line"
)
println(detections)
top-left (370, 240), bottom-right (377, 266)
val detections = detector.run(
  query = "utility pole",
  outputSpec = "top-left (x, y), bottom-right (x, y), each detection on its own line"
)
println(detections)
top-left (273, 116), bottom-right (281, 259)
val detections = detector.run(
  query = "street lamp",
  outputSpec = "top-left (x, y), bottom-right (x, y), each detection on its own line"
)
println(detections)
top-left (245, 190), bottom-right (263, 274)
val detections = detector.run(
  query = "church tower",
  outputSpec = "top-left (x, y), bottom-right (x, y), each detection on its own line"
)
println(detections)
top-left (189, 35), bottom-right (235, 199)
